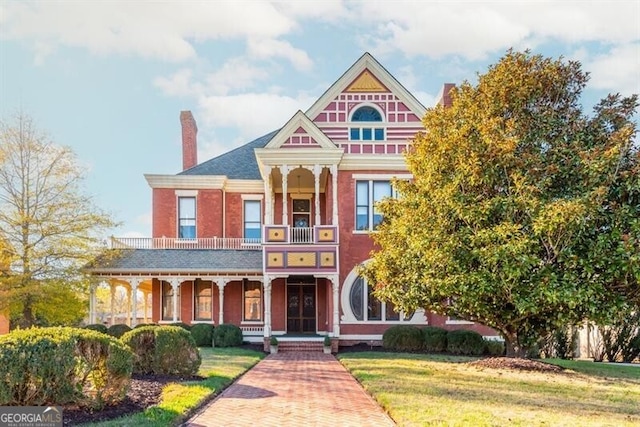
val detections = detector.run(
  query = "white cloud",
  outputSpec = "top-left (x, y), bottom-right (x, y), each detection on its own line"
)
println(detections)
top-left (153, 69), bottom-right (200, 97)
top-left (204, 57), bottom-right (271, 95)
top-left (1, 1), bottom-right (295, 63)
top-left (198, 92), bottom-right (316, 140)
top-left (247, 38), bottom-right (313, 71)
top-left (358, 1), bottom-right (639, 60)
top-left (586, 43), bottom-right (640, 95)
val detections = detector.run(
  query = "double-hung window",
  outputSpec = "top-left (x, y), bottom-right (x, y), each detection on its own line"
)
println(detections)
top-left (355, 180), bottom-right (392, 231)
top-left (193, 279), bottom-right (212, 321)
top-left (178, 197), bottom-right (196, 238)
top-left (244, 200), bottom-right (261, 239)
top-left (161, 281), bottom-right (180, 321)
top-left (243, 280), bottom-right (262, 321)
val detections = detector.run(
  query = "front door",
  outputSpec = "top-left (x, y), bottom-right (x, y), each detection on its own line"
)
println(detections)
top-left (287, 284), bottom-right (316, 333)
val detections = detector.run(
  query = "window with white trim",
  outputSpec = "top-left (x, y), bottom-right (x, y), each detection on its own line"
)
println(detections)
top-left (193, 279), bottom-right (212, 321)
top-left (350, 106), bottom-right (385, 141)
top-left (244, 200), bottom-right (261, 239)
top-left (355, 180), bottom-right (393, 231)
top-left (161, 281), bottom-right (181, 321)
top-left (243, 280), bottom-right (262, 321)
top-left (178, 197), bottom-right (196, 238)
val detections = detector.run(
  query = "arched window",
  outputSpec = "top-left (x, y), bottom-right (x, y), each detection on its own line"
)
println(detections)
top-left (352, 106), bottom-right (382, 122)
top-left (161, 280), bottom-right (181, 321)
top-left (343, 270), bottom-right (414, 322)
top-left (350, 105), bottom-right (385, 141)
top-left (193, 279), bottom-right (212, 321)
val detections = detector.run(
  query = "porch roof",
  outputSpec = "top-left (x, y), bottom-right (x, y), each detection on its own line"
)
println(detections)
top-left (89, 249), bottom-right (263, 275)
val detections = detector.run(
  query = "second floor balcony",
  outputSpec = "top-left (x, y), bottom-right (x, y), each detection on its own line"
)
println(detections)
top-left (108, 224), bottom-right (338, 251)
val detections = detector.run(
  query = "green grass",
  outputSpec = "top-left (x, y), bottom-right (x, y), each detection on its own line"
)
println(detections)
top-left (84, 347), bottom-right (264, 427)
top-left (339, 352), bottom-right (640, 427)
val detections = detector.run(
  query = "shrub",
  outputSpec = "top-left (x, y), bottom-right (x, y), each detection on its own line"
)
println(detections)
top-left (324, 335), bottom-right (332, 347)
top-left (169, 322), bottom-right (191, 331)
top-left (107, 323), bottom-right (132, 338)
top-left (85, 323), bottom-right (108, 334)
top-left (0, 327), bottom-right (132, 407)
top-left (484, 339), bottom-right (506, 356)
top-left (213, 324), bottom-right (243, 347)
top-left (447, 330), bottom-right (485, 355)
top-left (270, 336), bottom-right (278, 346)
top-left (382, 325), bottom-right (423, 352)
top-left (121, 326), bottom-right (201, 375)
top-left (190, 323), bottom-right (214, 347)
top-left (134, 323), bottom-right (158, 329)
top-left (421, 326), bottom-right (448, 353)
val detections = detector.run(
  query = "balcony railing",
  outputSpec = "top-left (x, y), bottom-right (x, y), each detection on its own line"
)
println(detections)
top-left (109, 237), bottom-right (262, 250)
top-left (290, 227), bottom-right (313, 244)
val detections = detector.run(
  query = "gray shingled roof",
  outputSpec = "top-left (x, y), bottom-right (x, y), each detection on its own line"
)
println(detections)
top-left (90, 249), bottom-right (263, 274)
top-left (178, 130), bottom-right (278, 178)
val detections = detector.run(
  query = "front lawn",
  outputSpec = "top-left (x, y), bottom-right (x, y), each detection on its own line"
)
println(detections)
top-left (85, 347), bottom-right (264, 426)
top-left (339, 352), bottom-right (640, 426)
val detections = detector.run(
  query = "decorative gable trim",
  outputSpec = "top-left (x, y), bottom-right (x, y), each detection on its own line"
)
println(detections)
top-left (263, 110), bottom-right (337, 150)
top-left (345, 70), bottom-right (388, 92)
top-left (306, 52), bottom-right (426, 121)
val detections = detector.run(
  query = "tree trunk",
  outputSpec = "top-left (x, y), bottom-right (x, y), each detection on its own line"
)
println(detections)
top-left (19, 295), bottom-right (35, 329)
top-left (504, 332), bottom-right (528, 358)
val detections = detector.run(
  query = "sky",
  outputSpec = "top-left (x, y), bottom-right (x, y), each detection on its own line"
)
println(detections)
top-left (1, 0), bottom-right (638, 238)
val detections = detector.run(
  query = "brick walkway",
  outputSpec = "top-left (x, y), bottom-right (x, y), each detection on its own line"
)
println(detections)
top-left (185, 352), bottom-right (396, 427)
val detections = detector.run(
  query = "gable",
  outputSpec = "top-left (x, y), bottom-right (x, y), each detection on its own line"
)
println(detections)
top-left (263, 110), bottom-right (337, 150)
top-left (306, 53), bottom-right (426, 155)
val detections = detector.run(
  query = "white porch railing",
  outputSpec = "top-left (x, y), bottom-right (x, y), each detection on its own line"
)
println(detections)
top-left (290, 227), bottom-right (314, 244)
top-left (109, 237), bottom-right (262, 250)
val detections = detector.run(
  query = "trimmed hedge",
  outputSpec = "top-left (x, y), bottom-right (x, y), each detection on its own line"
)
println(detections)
top-left (485, 339), bottom-right (506, 356)
top-left (121, 326), bottom-right (201, 375)
top-left (422, 326), bottom-right (448, 353)
top-left (191, 323), bottom-right (214, 347)
top-left (383, 325), bottom-right (423, 352)
top-left (213, 324), bottom-right (243, 347)
top-left (0, 327), bottom-right (132, 407)
top-left (85, 323), bottom-right (108, 334)
top-left (169, 322), bottom-right (191, 331)
top-left (134, 323), bottom-right (158, 329)
top-left (107, 323), bottom-right (132, 338)
top-left (447, 330), bottom-right (485, 355)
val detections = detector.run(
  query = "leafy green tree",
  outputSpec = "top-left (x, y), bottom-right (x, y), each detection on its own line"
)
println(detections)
top-left (361, 50), bottom-right (638, 357)
top-left (0, 114), bottom-right (116, 328)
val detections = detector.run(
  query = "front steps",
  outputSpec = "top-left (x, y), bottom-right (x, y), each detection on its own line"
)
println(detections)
top-left (278, 340), bottom-right (324, 353)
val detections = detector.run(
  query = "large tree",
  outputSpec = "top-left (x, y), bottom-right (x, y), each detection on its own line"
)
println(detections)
top-left (0, 114), bottom-right (116, 328)
top-left (361, 51), bottom-right (638, 357)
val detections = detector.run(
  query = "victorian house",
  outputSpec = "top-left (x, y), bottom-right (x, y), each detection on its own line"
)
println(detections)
top-left (89, 53), bottom-right (497, 350)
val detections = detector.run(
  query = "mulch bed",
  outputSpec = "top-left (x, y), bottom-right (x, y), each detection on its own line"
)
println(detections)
top-left (63, 373), bottom-right (203, 426)
top-left (469, 357), bottom-right (565, 373)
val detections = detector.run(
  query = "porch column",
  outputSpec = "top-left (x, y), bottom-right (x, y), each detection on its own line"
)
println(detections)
top-left (109, 281), bottom-right (116, 325)
top-left (88, 283), bottom-right (97, 324)
top-left (215, 278), bottom-right (228, 325)
top-left (314, 164), bottom-right (321, 225)
top-left (331, 164), bottom-right (339, 225)
top-left (331, 275), bottom-right (340, 336)
top-left (263, 165), bottom-right (272, 225)
top-left (129, 278), bottom-right (141, 327)
top-left (281, 165), bottom-right (289, 225)
top-left (125, 287), bottom-right (132, 326)
top-left (168, 278), bottom-right (181, 322)
top-left (263, 276), bottom-right (272, 337)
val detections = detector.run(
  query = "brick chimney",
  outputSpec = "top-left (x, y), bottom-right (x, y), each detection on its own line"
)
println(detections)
top-left (437, 83), bottom-right (456, 108)
top-left (180, 111), bottom-right (198, 171)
